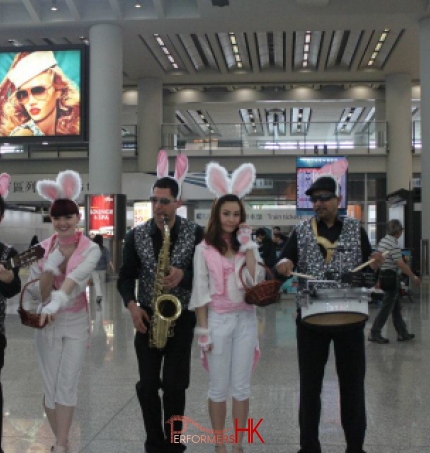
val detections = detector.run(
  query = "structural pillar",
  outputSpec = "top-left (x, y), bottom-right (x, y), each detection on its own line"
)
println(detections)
top-left (88, 24), bottom-right (123, 270)
top-left (88, 23), bottom-right (123, 193)
top-left (419, 18), bottom-right (430, 271)
top-left (385, 73), bottom-right (412, 194)
top-left (138, 78), bottom-right (163, 173)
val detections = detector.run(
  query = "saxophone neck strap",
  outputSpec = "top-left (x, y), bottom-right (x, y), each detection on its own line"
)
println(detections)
top-left (311, 217), bottom-right (337, 264)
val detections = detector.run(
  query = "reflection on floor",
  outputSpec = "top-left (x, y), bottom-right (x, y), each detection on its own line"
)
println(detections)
top-left (3, 276), bottom-right (430, 452)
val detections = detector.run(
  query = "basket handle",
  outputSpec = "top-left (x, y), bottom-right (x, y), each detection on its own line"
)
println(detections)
top-left (19, 278), bottom-right (40, 310)
top-left (239, 262), bottom-right (275, 289)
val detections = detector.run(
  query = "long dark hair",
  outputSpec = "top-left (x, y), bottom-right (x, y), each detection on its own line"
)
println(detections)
top-left (205, 194), bottom-right (246, 255)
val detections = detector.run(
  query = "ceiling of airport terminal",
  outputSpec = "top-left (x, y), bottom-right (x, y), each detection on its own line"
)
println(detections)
top-left (0, 0), bottom-right (427, 127)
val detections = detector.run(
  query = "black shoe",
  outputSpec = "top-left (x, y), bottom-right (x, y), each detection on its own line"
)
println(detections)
top-left (96, 297), bottom-right (102, 304)
top-left (368, 334), bottom-right (389, 344)
top-left (397, 333), bottom-right (415, 341)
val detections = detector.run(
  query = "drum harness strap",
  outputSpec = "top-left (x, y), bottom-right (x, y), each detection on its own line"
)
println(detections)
top-left (311, 217), bottom-right (337, 264)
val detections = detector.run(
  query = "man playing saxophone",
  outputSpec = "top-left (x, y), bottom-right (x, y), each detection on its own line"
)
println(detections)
top-left (117, 151), bottom-right (203, 453)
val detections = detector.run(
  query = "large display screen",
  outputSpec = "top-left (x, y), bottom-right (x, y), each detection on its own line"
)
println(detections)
top-left (296, 156), bottom-right (348, 216)
top-left (0, 45), bottom-right (88, 143)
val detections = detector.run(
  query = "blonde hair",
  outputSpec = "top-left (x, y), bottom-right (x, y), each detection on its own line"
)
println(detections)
top-left (0, 52), bottom-right (80, 136)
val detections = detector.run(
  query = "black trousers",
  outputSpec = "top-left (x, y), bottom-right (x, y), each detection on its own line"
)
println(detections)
top-left (296, 320), bottom-right (366, 453)
top-left (0, 333), bottom-right (6, 453)
top-left (135, 310), bottom-right (196, 453)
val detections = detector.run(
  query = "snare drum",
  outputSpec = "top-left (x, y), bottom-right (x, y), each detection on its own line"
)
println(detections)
top-left (300, 287), bottom-right (370, 326)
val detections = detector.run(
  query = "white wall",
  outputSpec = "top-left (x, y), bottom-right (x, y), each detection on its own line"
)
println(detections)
top-left (1, 211), bottom-right (52, 253)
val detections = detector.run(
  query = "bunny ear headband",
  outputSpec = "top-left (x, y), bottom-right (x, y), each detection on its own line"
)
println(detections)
top-left (206, 162), bottom-right (256, 199)
top-left (0, 173), bottom-right (11, 198)
top-left (156, 149), bottom-right (188, 198)
top-left (36, 170), bottom-right (82, 203)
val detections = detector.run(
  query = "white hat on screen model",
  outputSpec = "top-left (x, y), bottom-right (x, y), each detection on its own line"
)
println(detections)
top-left (8, 51), bottom-right (57, 88)
top-left (156, 149), bottom-right (188, 198)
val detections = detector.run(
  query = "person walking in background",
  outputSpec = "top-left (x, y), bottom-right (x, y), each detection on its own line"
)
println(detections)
top-left (368, 219), bottom-right (420, 344)
top-left (276, 174), bottom-right (384, 453)
top-left (91, 234), bottom-right (114, 306)
top-left (117, 151), bottom-right (203, 453)
top-left (190, 162), bottom-right (265, 453)
top-left (255, 227), bottom-right (277, 268)
top-left (25, 170), bottom-right (100, 453)
top-left (0, 173), bottom-right (21, 453)
top-left (272, 231), bottom-right (285, 260)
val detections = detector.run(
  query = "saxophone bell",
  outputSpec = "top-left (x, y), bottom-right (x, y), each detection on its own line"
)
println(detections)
top-left (149, 214), bottom-right (182, 349)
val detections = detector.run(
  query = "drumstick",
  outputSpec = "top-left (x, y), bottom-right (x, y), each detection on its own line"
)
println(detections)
top-left (291, 271), bottom-right (317, 280)
top-left (351, 250), bottom-right (389, 272)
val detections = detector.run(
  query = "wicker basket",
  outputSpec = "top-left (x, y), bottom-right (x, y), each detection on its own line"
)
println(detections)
top-left (239, 263), bottom-right (282, 307)
top-left (18, 278), bottom-right (48, 329)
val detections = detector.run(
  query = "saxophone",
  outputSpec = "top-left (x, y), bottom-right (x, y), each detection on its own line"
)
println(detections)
top-left (149, 216), bottom-right (182, 349)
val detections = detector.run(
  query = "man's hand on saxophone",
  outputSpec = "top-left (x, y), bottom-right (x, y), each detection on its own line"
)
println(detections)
top-left (127, 301), bottom-right (150, 334)
top-left (163, 266), bottom-right (184, 290)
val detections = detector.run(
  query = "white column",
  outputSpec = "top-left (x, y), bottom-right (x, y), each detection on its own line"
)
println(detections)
top-left (420, 18), bottom-right (430, 258)
top-left (88, 23), bottom-right (123, 193)
top-left (137, 78), bottom-right (163, 173)
top-left (385, 73), bottom-right (412, 193)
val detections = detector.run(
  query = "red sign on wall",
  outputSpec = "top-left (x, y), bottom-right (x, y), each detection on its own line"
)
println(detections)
top-left (89, 195), bottom-right (115, 238)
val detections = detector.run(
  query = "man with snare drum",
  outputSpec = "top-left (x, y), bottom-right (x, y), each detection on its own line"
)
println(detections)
top-left (276, 175), bottom-right (383, 453)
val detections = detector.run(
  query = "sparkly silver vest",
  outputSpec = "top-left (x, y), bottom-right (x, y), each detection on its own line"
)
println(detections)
top-left (0, 244), bottom-right (11, 335)
top-left (296, 216), bottom-right (362, 290)
top-left (134, 218), bottom-right (198, 309)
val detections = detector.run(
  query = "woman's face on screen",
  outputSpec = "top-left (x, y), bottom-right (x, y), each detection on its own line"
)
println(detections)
top-left (16, 71), bottom-right (60, 126)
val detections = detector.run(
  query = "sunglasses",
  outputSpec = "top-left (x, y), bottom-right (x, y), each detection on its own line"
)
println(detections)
top-left (15, 85), bottom-right (53, 104)
top-left (149, 196), bottom-right (176, 205)
top-left (310, 193), bottom-right (336, 203)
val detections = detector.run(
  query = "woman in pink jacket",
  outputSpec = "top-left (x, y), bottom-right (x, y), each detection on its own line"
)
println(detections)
top-left (26, 170), bottom-right (100, 453)
top-left (190, 163), bottom-right (265, 453)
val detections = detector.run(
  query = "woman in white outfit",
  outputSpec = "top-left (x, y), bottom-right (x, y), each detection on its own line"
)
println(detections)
top-left (26, 170), bottom-right (100, 453)
top-left (190, 163), bottom-right (265, 453)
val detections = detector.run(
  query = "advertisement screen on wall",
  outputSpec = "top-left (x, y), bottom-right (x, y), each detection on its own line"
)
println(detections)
top-left (0, 45), bottom-right (88, 143)
top-left (296, 156), bottom-right (348, 216)
top-left (88, 194), bottom-right (115, 238)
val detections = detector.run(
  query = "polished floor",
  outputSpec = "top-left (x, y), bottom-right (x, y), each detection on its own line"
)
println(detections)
top-left (2, 273), bottom-right (430, 453)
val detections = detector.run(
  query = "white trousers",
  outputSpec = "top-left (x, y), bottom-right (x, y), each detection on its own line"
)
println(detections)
top-left (35, 310), bottom-right (88, 409)
top-left (91, 270), bottom-right (106, 298)
top-left (206, 309), bottom-right (258, 402)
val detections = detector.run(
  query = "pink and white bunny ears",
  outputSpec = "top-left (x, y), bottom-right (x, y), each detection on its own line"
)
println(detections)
top-left (36, 170), bottom-right (82, 203)
top-left (156, 150), bottom-right (188, 198)
top-left (206, 162), bottom-right (256, 199)
top-left (0, 173), bottom-right (11, 198)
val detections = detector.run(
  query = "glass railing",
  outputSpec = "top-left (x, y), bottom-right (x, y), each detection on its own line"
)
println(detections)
top-left (161, 121), bottom-right (388, 155)
top-left (413, 121), bottom-right (421, 153)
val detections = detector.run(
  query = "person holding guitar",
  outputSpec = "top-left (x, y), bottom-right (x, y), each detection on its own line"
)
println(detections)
top-left (0, 173), bottom-right (21, 453)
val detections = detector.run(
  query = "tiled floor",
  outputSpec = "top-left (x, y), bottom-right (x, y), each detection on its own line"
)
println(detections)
top-left (2, 275), bottom-right (429, 452)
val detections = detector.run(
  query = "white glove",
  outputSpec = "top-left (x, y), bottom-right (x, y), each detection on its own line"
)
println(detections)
top-left (41, 290), bottom-right (69, 315)
top-left (237, 227), bottom-right (258, 253)
top-left (196, 327), bottom-right (212, 352)
top-left (43, 249), bottom-right (65, 276)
